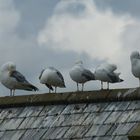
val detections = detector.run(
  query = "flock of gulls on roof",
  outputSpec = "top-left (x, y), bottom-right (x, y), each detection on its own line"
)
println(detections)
top-left (0, 51), bottom-right (140, 96)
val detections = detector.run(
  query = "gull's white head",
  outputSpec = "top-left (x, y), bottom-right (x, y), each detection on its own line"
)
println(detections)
top-left (1, 62), bottom-right (16, 72)
top-left (130, 51), bottom-right (140, 60)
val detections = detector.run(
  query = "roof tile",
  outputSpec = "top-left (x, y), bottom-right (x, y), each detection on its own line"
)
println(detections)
top-left (0, 130), bottom-right (25, 140)
top-left (42, 127), bottom-right (69, 139)
top-left (0, 88), bottom-right (139, 139)
top-left (40, 105), bottom-right (66, 116)
top-left (61, 113), bottom-right (88, 126)
top-left (104, 111), bottom-right (122, 124)
top-left (20, 128), bottom-right (48, 140)
top-left (0, 118), bottom-right (23, 130)
top-left (85, 124), bottom-right (112, 137)
top-left (19, 106), bottom-right (43, 118)
top-left (112, 123), bottom-right (136, 136)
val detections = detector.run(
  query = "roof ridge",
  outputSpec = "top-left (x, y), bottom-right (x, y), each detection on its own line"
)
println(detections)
top-left (0, 88), bottom-right (139, 108)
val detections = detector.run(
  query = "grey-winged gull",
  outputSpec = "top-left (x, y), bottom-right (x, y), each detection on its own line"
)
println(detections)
top-left (0, 62), bottom-right (39, 96)
top-left (69, 61), bottom-right (95, 91)
top-left (39, 67), bottom-right (66, 93)
top-left (94, 63), bottom-right (123, 89)
top-left (130, 51), bottom-right (140, 86)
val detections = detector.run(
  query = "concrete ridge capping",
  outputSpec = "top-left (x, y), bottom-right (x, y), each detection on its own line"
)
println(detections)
top-left (0, 87), bottom-right (140, 108)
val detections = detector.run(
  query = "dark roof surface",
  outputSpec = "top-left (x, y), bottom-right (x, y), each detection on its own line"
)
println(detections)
top-left (0, 88), bottom-right (140, 140)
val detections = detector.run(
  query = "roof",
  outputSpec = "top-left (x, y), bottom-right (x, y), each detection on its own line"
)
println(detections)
top-left (0, 88), bottom-right (140, 140)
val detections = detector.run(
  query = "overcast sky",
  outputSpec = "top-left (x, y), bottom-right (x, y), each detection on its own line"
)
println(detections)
top-left (0, 0), bottom-right (140, 96)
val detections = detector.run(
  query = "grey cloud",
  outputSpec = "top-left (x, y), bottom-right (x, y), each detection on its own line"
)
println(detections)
top-left (0, 0), bottom-right (100, 96)
top-left (0, 35), bottom-right (100, 95)
top-left (94, 0), bottom-right (140, 18)
top-left (14, 0), bottom-right (60, 38)
top-left (1, 0), bottom-right (140, 96)
top-left (54, 1), bottom-right (86, 17)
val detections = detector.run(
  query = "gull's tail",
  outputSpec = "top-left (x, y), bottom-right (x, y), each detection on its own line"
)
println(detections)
top-left (21, 83), bottom-right (39, 91)
top-left (45, 83), bottom-right (53, 91)
top-left (29, 84), bottom-right (39, 91)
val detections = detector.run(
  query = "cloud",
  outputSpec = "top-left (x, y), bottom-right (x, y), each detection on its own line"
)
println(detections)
top-left (0, 0), bottom-right (89, 95)
top-left (0, 0), bottom-right (20, 37)
top-left (38, 0), bottom-right (140, 89)
top-left (0, 0), bottom-right (20, 60)
top-left (0, 0), bottom-right (47, 96)
top-left (38, 0), bottom-right (133, 63)
top-left (1, 0), bottom-right (140, 95)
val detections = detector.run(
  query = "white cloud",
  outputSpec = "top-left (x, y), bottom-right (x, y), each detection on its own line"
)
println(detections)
top-left (0, 0), bottom-right (42, 96)
top-left (38, 0), bottom-right (140, 89)
top-left (0, 0), bottom-right (140, 95)
top-left (38, 0), bottom-right (134, 63)
top-left (0, 0), bottom-right (22, 64)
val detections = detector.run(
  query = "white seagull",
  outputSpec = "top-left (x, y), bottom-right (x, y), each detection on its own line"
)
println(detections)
top-left (0, 62), bottom-right (39, 96)
top-left (69, 61), bottom-right (95, 91)
top-left (130, 51), bottom-right (140, 86)
top-left (94, 63), bottom-right (123, 89)
top-left (39, 67), bottom-right (66, 93)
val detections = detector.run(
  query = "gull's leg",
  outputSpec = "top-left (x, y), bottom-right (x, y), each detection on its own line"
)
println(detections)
top-left (82, 83), bottom-right (84, 92)
top-left (55, 87), bottom-right (57, 93)
top-left (139, 79), bottom-right (140, 87)
top-left (10, 89), bottom-right (12, 96)
top-left (13, 90), bottom-right (15, 96)
top-left (101, 81), bottom-right (103, 90)
top-left (49, 89), bottom-right (51, 93)
top-left (107, 82), bottom-right (109, 90)
top-left (77, 83), bottom-right (79, 91)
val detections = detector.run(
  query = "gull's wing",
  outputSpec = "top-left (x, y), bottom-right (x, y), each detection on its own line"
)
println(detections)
top-left (10, 70), bottom-right (28, 83)
top-left (49, 67), bottom-right (65, 82)
top-left (39, 69), bottom-right (45, 80)
top-left (56, 71), bottom-right (64, 82)
top-left (82, 69), bottom-right (95, 80)
top-left (107, 64), bottom-right (117, 72)
top-left (10, 70), bottom-right (38, 91)
top-left (107, 72), bottom-right (117, 83)
top-left (103, 63), bottom-right (117, 72)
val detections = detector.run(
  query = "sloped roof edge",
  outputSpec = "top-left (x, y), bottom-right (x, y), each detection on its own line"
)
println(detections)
top-left (0, 87), bottom-right (140, 108)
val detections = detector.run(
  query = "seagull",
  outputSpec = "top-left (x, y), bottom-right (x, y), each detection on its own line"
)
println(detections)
top-left (39, 67), bottom-right (66, 93)
top-left (130, 51), bottom-right (140, 86)
top-left (69, 61), bottom-right (95, 91)
top-left (94, 63), bottom-right (124, 89)
top-left (0, 62), bottom-right (39, 96)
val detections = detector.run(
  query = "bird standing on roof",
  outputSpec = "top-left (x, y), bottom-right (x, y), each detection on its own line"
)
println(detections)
top-left (0, 62), bottom-right (39, 96)
top-left (130, 51), bottom-right (140, 86)
top-left (69, 61), bottom-right (95, 91)
top-left (94, 63), bottom-right (123, 90)
top-left (39, 67), bottom-right (66, 93)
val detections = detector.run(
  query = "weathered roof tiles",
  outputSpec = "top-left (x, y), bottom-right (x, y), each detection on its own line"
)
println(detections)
top-left (0, 88), bottom-right (139, 139)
